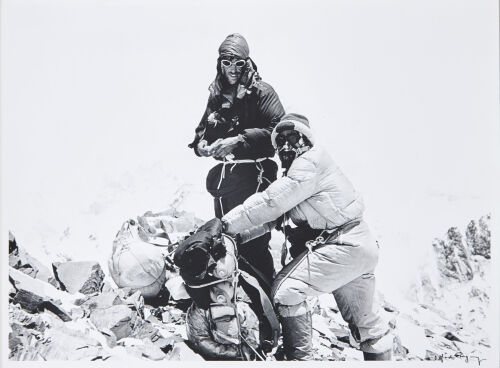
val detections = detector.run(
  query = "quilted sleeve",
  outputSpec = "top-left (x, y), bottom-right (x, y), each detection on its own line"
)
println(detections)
top-left (223, 155), bottom-right (318, 235)
top-left (185, 304), bottom-right (242, 360)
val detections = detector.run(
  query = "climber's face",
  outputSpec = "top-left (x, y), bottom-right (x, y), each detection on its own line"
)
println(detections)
top-left (220, 57), bottom-right (246, 85)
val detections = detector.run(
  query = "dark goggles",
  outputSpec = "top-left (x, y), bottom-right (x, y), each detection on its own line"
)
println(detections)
top-left (276, 130), bottom-right (301, 148)
top-left (221, 59), bottom-right (246, 68)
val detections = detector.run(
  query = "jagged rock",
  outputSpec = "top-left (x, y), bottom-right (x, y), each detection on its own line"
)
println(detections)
top-left (154, 332), bottom-right (185, 349)
top-left (129, 318), bottom-right (164, 344)
top-left (393, 334), bottom-right (409, 358)
top-left (425, 338), bottom-right (460, 362)
top-left (432, 227), bottom-right (473, 281)
top-left (9, 304), bottom-right (43, 327)
top-left (161, 311), bottom-right (173, 323)
top-left (52, 261), bottom-right (104, 294)
top-left (9, 284), bottom-right (17, 299)
top-left (163, 324), bottom-right (188, 340)
top-left (160, 307), bottom-right (184, 324)
top-left (124, 341), bottom-right (166, 361)
top-left (342, 348), bottom-right (364, 361)
top-left (116, 286), bottom-right (135, 299)
top-left (167, 341), bottom-right (203, 361)
top-left (316, 342), bottom-right (339, 360)
top-left (312, 314), bottom-right (336, 340)
top-left (442, 331), bottom-right (463, 342)
top-left (9, 231), bottom-right (18, 253)
top-left (29, 323), bottom-right (103, 360)
top-left (170, 308), bottom-right (183, 322)
top-left (118, 335), bottom-right (170, 360)
top-left (9, 309), bottom-right (103, 360)
top-left (9, 267), bottom-right (73, 321)
top-left (123, 290), bottom-right (144, 318)
top-left (70, 307), bottom-right (87, 320)
top-left (466, 215), bottom-right (491, 259)
top-left (78, 291), bottom-right (124, 311)
top-left (145, 314), bottom-right (162, 324)
top-left (412, 304), bottom-right (451, 331)
top-left (90, 305), bottom-right (137, 341)
top-left (468, 286), bottom-right (488, 302)
top-left (8, 306), bottom-right (50, 360)
top-left (11, 290), bottom-right (70, 322)
top-left (9, 328), bottom-right (23, 354)
top-left (8, 234), bottom-right (58, 286)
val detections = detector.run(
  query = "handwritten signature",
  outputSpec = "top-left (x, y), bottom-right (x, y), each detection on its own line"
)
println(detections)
top-left (429, 351), bottom-right (486, 365)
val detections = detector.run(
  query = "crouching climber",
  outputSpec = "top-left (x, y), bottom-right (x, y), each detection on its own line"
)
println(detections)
top-left (173, 218), bottom-right (279, 360)
top-left (221, 113), bottom-right (393, 361)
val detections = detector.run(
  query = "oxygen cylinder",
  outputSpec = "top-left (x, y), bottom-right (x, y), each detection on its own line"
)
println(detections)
top-left (212, 234), bottom-right (237, 279)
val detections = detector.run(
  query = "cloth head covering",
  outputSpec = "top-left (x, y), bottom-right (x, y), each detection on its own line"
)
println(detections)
top-left (218, 33), bottom-right (250, 59)
top-left (271, 113), bottom-right (315, 149)
top-left (208, 34), bottom-right (260, 100)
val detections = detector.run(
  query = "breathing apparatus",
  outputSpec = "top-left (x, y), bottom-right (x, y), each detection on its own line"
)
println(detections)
top-left (277, 131), bottom-right (311, 173)
top-left (209, 234), bottom-right (238, 283)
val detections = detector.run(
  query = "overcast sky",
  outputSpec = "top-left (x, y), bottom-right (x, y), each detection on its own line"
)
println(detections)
top-left (2, 0), bottom-right (499, 298)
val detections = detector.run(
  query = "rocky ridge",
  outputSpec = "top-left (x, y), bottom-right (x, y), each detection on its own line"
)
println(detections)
top-left (8, 211), bottom-right (492, 362)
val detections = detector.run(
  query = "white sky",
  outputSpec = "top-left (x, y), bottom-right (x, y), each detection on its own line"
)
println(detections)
top-left (1, 0), bottom-right (500, 365)
top-left (1, 0), bottom-right (499, 313)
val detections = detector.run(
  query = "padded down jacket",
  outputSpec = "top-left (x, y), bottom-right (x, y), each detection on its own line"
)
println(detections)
top-left (222, 145), bottom-right (364, 236)
top-left (189, 81), bottom-right (285, 160)
top-left (185, 301), bottom-right (260, 360)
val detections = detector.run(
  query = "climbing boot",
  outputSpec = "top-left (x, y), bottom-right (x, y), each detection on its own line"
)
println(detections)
top-left (280, 311), bottom-right (313, 360)
top-left (360, 332), bottom-right (393, 361)
top-left (363, 350), bottom-right (393, 361)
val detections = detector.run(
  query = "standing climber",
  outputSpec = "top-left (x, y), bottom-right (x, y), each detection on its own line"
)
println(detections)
top-left (189, 33), bottom-right (285, 289)
top-left (221, 113), bottom-right (393, 361)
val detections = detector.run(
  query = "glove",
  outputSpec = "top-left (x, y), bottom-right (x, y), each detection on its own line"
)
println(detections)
top-left (197, 140), bottom-right (212, 157)
top-left (211, 135), bottom-right (244, 159)
top-left (286, 226), bottom-right (309, 259)
top-left (198, 218), bottom-right (226, 260)
top-left (198, 217), bottom-right (223, 238)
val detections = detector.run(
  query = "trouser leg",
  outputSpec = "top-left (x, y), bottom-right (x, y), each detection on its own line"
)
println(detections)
top-left (272, 221), bottom-right (391, 360)
top-left (272, 257), bottom-right (318, 361)
top-left (333, 273), bottom-right (392, 359)
top-left (277, 302), bottom-right (313, 360)
top-left (238, 233), bottom-right (275, 288)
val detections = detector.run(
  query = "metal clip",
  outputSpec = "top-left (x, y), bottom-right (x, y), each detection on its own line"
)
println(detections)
top-left (305, 240), bottom-right (315, 253)
top-left (304, 240), bottom-right (315, 282)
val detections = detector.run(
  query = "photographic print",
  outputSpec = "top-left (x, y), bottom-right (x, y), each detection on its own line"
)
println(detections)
top-left (2, 0), bottom-right (499, 366)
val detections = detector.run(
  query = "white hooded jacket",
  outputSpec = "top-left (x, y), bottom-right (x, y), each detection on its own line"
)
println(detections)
top-left (222, 119), bottom-right (365, 239)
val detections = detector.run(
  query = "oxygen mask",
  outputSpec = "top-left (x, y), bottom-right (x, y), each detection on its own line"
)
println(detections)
top-left (276, 129), bottom-right (309, 171)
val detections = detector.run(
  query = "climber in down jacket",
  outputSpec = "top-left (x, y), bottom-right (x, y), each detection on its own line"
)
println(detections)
top-left (221, 113), bottom-right (393, 361)
top-left (174, 218), bottom-right (280, 360)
